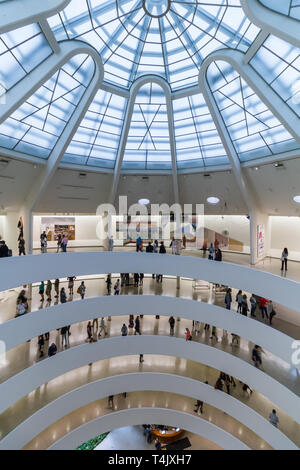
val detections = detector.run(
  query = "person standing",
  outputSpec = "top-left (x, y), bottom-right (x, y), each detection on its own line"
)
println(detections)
top-left (18, 236), bottom-right (26, 256)
top-left (108, 236), bottom-right (114, 252)
top-left (67, 276), bottom-right (76, 295)
top-left (87, 321), bottom-right (93, 342)
top-left (39, 281), bottom-right (45, 302)
top-left (185, 328), bottom-right (192, 341)
top-left (169, 316), bottom-right (175, 336)
top-left (139, 273), bottom-right (144, 286)
top-left (38, 335), bottom-right (44, 358)
top-left (224, 288), bottom-right (232, 310)
top-left (79, 281), bottom-right (86, 299)
top-left (54, 278), bottom-right (60, 298)
top-left (146, 242), bottom-right (153, 253)
top-left (106, 274), bottom-right (112, 294)
top-left (252, 344), bottom-right (264, 368)
top-left (121, 323), bottom-right (128, 336)
top-left (258, 297), bottom-right (269, 321)
top-left (40, 231), bottom-right (47, 253)
top-left (61, 234), bottom-right (68, 252)
top-left (46, 280), bottom-right (52, 302)
top-left (60, 287), bottom-right (67, 304)
top-left (139, 354), bottom-right (144, 363)
top-left (210, 326), bottom-right (218, 342)
top-left (281, 248), bottom-right (288, 271)
top-left (134, 316), bottom-right (141, 335)
top-left (108, 395), bottom-right (114, 408)
top-left (215, 248), bottom-right (222, 261)
top-left (134, 273), bottom-right (139, 287)
top-left (56, 234), bottom-right (62, 252)
top-left (250, 294), bottom-right (256, 317)
top-left (268, 301), bottom-right (277, 326)
top-left (269, 409), bottom-right (279, 428)
top-left (208, 243), bottom-right (215, 260)
top-left (114, 279), bottom-right (120, 295)
top-left (194, 399), bottom-right (203, 414)
top-left (241, 294), bottom-right (249, 316)
top-left (61, 325), bottom-right (69, 348)
top-left (136, 235), bottom-right (142, 252)
top-left (98, 317), bottom-right (107, 337)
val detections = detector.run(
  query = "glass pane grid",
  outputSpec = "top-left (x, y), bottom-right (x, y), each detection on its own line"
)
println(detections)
top-left (0, 55), bottom-right (95, 159)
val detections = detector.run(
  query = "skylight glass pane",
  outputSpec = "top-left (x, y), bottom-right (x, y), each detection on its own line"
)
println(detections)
top-left (0, 24), bottom-right (52, 91)
top-left (250, 35), bottom-right (300, 117)
top-left (0, 55), bottom-right (95, 159)
top-left (63, 89), bottom-right (127, 168)
top-left (259, 0), bottom-right (300, 20)
top-left (49, 0), bottom-right (260, 91)
top-left (122, 83), bottom-right (172, 170)
top-left (207, 60), bottom-right (300, 162)
top-left (173, 93), bottom-right (228, 168)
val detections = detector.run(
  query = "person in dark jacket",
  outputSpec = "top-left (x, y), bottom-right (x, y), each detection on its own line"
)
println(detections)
top-left (48, 343), bottom-right (57, 357)
top-left (215, 248), bottom-right (222, 261)
top-left (169, 316), bottom-right (175, 336)
top-left (134, 316), bottom-right (141, 335)
top-left (18, 236), bottom-right (26, 256)
top-left (0, 240), bottom-right (9, 257)
top-left (146, 242), bottom-right (153, 253)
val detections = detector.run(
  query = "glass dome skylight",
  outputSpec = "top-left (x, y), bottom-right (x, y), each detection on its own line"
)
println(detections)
top-left (48, 0), bottom-right (260, 90)
top-left (0, 0), bottom-right (299, 174)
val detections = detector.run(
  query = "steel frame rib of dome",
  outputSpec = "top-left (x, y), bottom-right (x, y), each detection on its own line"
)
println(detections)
top-left (0, 0), bottom-right (299, 210)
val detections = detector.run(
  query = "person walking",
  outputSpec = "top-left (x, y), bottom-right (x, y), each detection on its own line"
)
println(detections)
top-left (134, 316), bottom-right (141, 335)
top-left (54, 278), bottom-right (60, 298)
top-left (134, 273), bottom-right (139, 287)
top-left (61, 325), bottom-right (69, 348)
top-left (39, 281), bottom-right (45, 302)
top-left (269, 409), bottom-right (279, 427)
top-left (108, 395), bottom-right (114, 408)
top-left (169, 316), bottom-right (175, 336)
top-left (194, 399), bottom-right (203, 414)
top-left (236, 290), bottom-right (243, 313)
top-left (139, 354), bottom-right (144, 363)
top-left (136, 235), bottom-right (142, 252)
top-left (139, 273), bottom-right (144, 286)
top-left (224, 288), bottom-right (232, 310)
top-left (46, 280), bottom-right (52, 302)
top-left (18, 236), bottom-right (26, 256)
top-left (250, 294), bottom-right (257, 317)
top-left (121, 323), bottom-right (128, 336)
top-left (60, 287), bottom-right (67, 304)
top-left (268, 301), bottom-right (277, 326)
top-left (281, 248), bottom-right (288, 271)
top-left (114, 279), bottom-right (120, 295)
top-left (67, 276), bottom-right (76, 295)
top-left (78, 281), bottom-right (86, 299)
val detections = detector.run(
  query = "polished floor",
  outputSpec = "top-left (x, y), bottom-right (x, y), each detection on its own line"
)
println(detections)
top-left (94, 425), bottom-right (221, 451)
top-left (23, 390), bottom-right (272, 450)
top-left (0, 249), bottom-right (300, 449)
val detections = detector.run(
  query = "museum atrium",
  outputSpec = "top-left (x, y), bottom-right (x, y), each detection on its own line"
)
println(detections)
top-left (0, 0), bottom-right (299, 451)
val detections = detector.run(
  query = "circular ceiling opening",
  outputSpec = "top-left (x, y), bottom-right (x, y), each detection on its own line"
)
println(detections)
top-left (143, 0), bottom-right (171, 18)
top-left (138, 198), bottom-right (150, 205)
top-left (206, 197), bottom-right (220, 205)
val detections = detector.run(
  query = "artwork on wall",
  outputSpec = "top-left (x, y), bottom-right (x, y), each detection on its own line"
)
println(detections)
top-left (257, 224), bottom-right (265, 258)
top-left (41, 217), bottom-right (75, 241)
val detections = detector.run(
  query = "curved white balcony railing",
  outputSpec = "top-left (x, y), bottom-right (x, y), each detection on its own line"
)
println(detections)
top-left (49, 407), bottom-right (249, 451)
top-left (1, 253), bottom-right (299, 314)
top-left (0, 336), bottom-right (299, 424)
top-left (1, 295), bottom-right (295, 368)
top-left (1, 373), bottom-right (296, 450)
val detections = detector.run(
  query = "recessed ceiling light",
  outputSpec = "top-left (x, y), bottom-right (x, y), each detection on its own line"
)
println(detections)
top-left (293, 195), bottom-right (300, 204)
top-left (206, 196), bottom-right (220, 205)
top-left (138, 198), bottom-right (150, 205)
